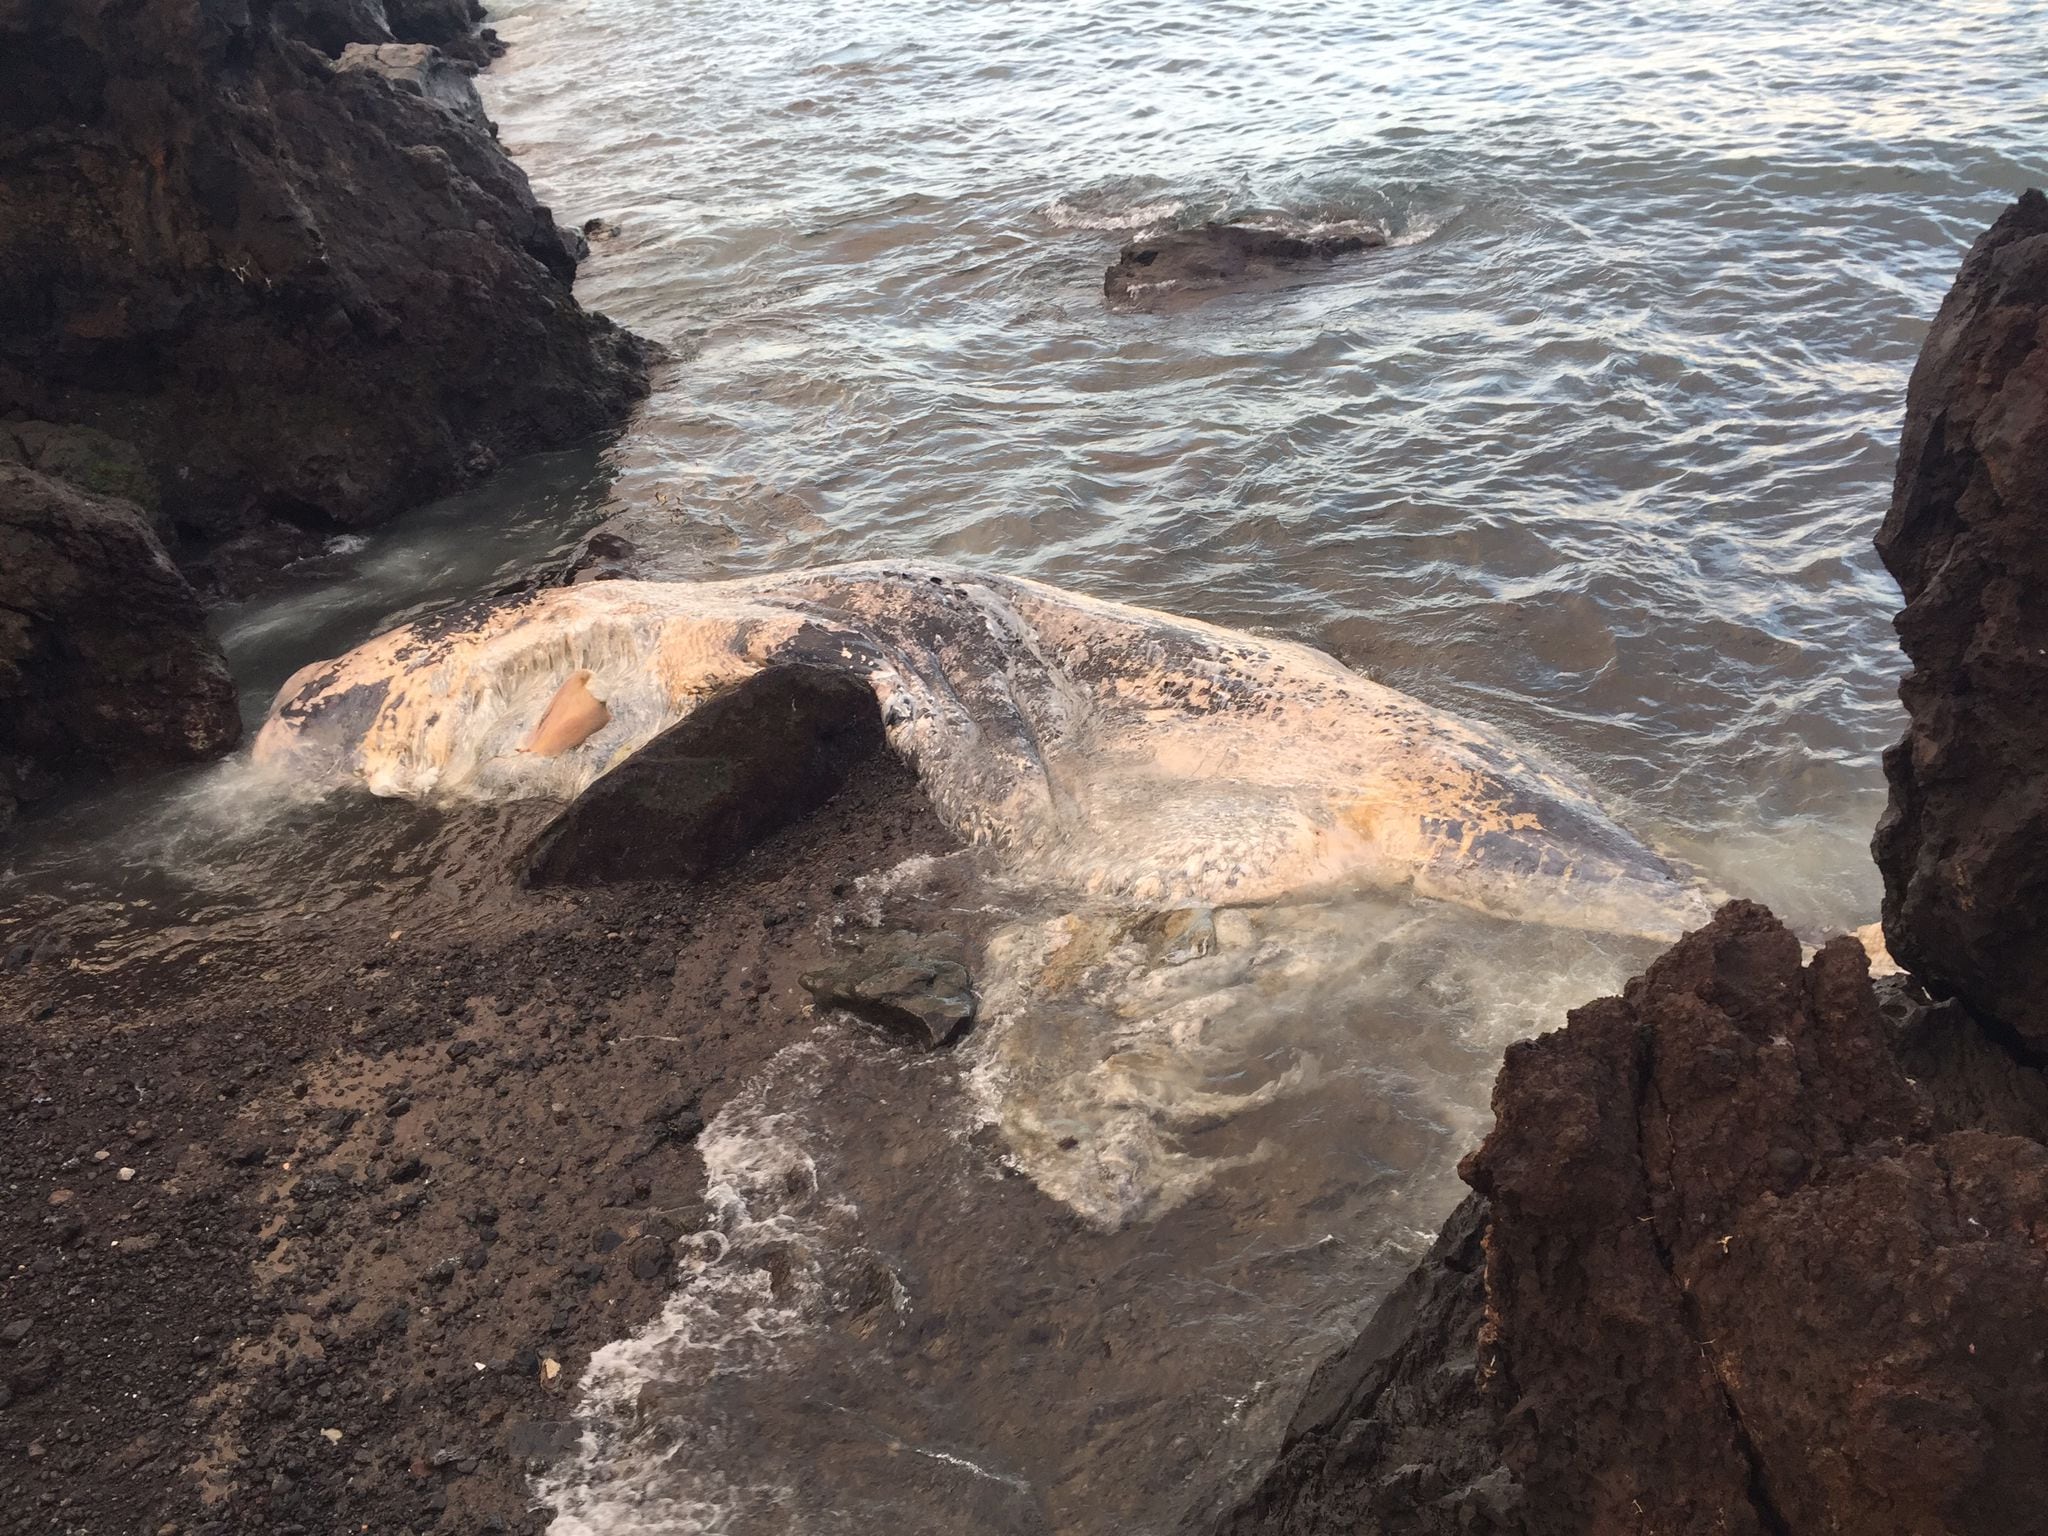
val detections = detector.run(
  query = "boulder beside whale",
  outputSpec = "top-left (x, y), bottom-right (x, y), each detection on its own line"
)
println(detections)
top-left (1104, 220), bottom-right (1389, 307)
top-left (255, 561), bottom-right (1712, 942)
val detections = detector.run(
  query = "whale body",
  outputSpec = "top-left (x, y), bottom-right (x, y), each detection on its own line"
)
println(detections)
top-left (254, 563), bottom-right (1713, 941)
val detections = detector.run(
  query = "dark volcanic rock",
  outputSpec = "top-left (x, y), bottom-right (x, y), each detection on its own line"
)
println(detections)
top-left (800, 930), bottom-right (976, 1048)
top-left (384, 0), bottom-right (502, 64)
top-left (0, 465), bottom-right (240, 823)
top-left (525, 664), bottom-right (888, 885)
top-left (273, 0), bottom-right (499, 61)
top-left (1222, 902), bottom-right (2048, 1536)
top-left (1104, 221), bottom-right (1386, 306)
top-left (3, 419), bottom-right (162, 513)
top-left (1873, 188), bottom-right (2048, 1049)
top-left (334, 40), bottom-right (492, 131)
top-left (1216, 1195), bottom-right (1509, 1536)
top-left (0, 0), bottom-right (647, 545)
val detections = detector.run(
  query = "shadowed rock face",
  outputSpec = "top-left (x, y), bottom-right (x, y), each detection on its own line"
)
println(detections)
top-left (1874, 188), bottom-right (2048, 1049)
top-left (0, 0), bottom-right (647, 543)
top-left (1216, 1194), bottom-right (1506, 1536)
top-left (0, 465), bottom-right (240, 824)
top-left (1104, 221), bottom-right (1387, 307)
top-left (1220, 903), bottom-right (2048, 1536)
top-left (524, 664), bottom-right (887, 886)
top-left (275, 0), bottom-right (500, 64)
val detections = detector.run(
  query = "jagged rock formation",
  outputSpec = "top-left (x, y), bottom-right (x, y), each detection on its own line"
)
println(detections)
top-left (276, 0), bottom-right (501, 65)
top-left (1221, 191), bottom-right (2048, 1536)
top-left (0, 466), bottom-right (241, 825)
top-left (0, 0), bottom-right (647, 547)
top-left (1220, 905), bottom-right (2048, 1536)
top-left (1874, 189), bottom-right (2048, 1049)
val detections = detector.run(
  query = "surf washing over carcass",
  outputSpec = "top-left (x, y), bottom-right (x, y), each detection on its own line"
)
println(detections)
top-left (255, 562), bottom-right (1726, 1236)
top-left (255, 561), bottom-right (1714, 941)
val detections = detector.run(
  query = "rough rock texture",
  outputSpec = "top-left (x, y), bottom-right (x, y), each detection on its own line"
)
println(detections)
top-left (525, 664), bottom-right (887, 886)
top-left (1874, 188), bottom-right (2048, 1047)
top-left (3, 418), bottom-right (163, 513)
top-left (800, 929), bottom-right (978, 1048)
top-left (275, 0), bottom-right (500, 64)
top-left (0, 465), bottom-right (241, 824)
top-left (1104, 221), bottom-right (1387, 306)
top-left (1215, 1195), bottom-right (1509, 1536)
top-left (1221, 902), bottom-right (2048, 1536)
top-left (0, 0), bottom-right (647, 544)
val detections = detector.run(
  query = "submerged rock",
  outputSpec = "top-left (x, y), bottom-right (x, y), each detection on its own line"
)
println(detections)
top-left (524, 664), bottom-right (886, 886)
top-left (1221, 903), bottom-right (2048, 1536)
top-left (801, 931), bottom-right (977, 1048)
top-left (0, 467), bottom-right (240, 824)
top-left (1104, 221), bottom-right (1387, 306)
top-left (0, 0), bottom-right (648, 546)
top-left (1874, 188), bottom-right (2048, 1048)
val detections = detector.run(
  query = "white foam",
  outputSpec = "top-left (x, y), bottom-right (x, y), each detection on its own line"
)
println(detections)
top-left (536, 1042), bottom-right (874, 1534)
top-left (961, 894), bottom-right (1645, 1229)
top-left (1044, 195), bottom-right (1187, 232)
top-left (1387, 211), bottom-right (1447, 247)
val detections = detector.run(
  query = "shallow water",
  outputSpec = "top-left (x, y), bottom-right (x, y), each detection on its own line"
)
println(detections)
top-left (8, 1), bottom-right (2043, 1530)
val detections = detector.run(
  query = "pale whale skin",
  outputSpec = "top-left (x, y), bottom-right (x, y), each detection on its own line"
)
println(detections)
top-left (254, 563), bottom-right (1714, 940)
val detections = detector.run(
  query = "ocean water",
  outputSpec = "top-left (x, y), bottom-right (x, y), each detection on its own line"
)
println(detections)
top-left (6, 1), bottom-right (2042, 1531)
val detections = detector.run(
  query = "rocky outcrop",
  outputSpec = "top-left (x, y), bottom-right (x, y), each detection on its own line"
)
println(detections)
top-left (0, 0), bottom-right (647, 547)
top-left (0, 466), bottom-right (241, 825)
top-left (1220, 903), bottom-right (2048, 1536)
top-left (275, 0), bottom-right (501, 64)
top-left (524, 664), bottom-right (887, 886)
top-left (1217, 1194), bottom-right (1506, 1536)
top-left (1104, 221), bottom-right (1386, 307)
top-left (1874, 189), bottom-right (2048, 1049)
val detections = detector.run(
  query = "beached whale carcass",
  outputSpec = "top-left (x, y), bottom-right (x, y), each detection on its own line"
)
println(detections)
top-left (254, 563), bottom-right (1713, 941)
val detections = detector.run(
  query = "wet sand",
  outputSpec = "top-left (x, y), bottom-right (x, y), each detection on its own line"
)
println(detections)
top-left (0, 758), bottom-right (959, 1536)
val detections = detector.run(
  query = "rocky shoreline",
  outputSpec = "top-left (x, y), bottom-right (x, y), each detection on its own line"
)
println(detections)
top-left (1, 0), bottom-right (649, 825)
top-left (4, 0), bottom-right (2045, 1529)
top-left (1215, 190), bottom-right (2048, 1536)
